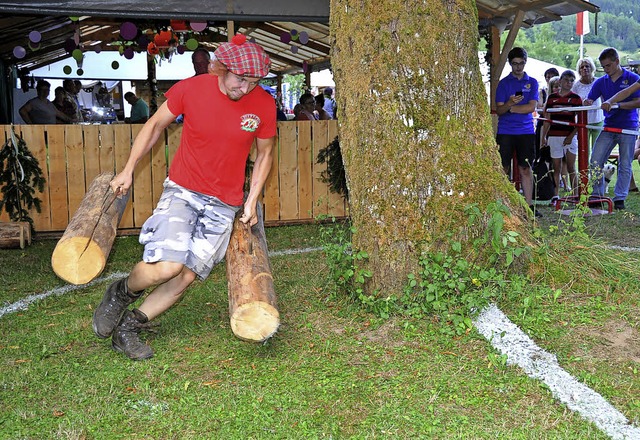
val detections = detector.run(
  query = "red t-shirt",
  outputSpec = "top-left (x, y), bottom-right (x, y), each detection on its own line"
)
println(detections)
top-left (545, 92), bottom-right (582, 137)
top-left (166, 74), bottom-right (276, 206)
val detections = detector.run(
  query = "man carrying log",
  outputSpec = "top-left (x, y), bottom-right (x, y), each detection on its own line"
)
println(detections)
top-left (92, 34), bottom-right (276, 360)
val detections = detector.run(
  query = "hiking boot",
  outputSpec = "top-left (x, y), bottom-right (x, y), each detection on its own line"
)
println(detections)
top-left (614, 200), bottom-right (626, 210)
top-left (111, 309), bottom-right (154, 360)
top-left (92, 277), bottom-right (144, 339)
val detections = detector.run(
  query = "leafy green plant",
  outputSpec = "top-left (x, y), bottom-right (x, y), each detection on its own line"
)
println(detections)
top-left (0, 126), bottom-right (45, 226)
top-left (319, 201), bottom-right (536, 334)
top-left (318, 216), bottom-right (371, 301)
top-left (316, 136), bottom-right (348, 199)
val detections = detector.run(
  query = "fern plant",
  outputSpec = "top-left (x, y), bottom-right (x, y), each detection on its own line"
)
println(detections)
top-left (316, 136), bottom-right (348, 199)
top-left (0, 126), bottom-right (45, 226)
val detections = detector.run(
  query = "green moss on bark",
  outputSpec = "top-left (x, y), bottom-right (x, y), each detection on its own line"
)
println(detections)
top-left (330, 0), bottom-right (532, 295)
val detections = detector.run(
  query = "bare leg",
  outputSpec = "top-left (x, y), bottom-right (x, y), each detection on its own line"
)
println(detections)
top-left (127, 261), bottom-right (198, 320)
top-left (551, 157), bottom-right (562, 198)
top-left (565, 151), bottom-right (578, 197)
top-left (519, 165), bottom-right (534, 206)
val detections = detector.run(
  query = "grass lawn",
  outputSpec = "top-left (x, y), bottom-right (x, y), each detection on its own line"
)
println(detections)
top-left (1, 203), bottom-right (639, 439)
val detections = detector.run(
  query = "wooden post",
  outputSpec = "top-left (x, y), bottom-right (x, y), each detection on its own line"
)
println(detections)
top-left (225, 202), bottom-right (279, 342)
top-left (51, 172), bottom-right (129, 285)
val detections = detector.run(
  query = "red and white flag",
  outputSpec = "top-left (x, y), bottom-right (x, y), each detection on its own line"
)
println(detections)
top-left (576, 11), bottom-right (590, 36)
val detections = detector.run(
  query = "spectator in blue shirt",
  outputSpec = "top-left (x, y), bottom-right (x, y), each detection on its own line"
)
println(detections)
top-left (494, 47), bottom-right (540, 216)
top-left (584, 48), bottom-right (640, 210)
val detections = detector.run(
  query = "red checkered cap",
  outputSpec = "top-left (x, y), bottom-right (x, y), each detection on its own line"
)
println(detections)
top-left (214, 34), bottom-right (271, 78)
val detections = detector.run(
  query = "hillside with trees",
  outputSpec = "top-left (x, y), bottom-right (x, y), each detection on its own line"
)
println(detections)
top-left (504, 0), bottom-right (640, 68)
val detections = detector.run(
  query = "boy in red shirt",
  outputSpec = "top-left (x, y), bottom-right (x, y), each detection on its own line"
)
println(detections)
top-left (542, 70), bottom-right (583, 203)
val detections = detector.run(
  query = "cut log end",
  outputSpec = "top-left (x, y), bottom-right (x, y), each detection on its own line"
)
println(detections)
top-left (230, 301), bottom-right (280, 343)
top-left (51, 237), bottom-right (106, 285)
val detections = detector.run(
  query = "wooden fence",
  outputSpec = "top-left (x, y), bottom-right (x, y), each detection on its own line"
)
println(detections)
top-left (0, 120), bottom-right (346, 234)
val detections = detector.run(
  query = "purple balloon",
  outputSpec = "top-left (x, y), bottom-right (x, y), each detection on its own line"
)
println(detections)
top-left (28, 31), bottom-right (41, 43)
top-left (13, 46), bottom-right (26, 59)
top-left (299, 31), bottom-right (309, 45)
top-left (123, 47), bottom-right (134, 59)
top-left (120, 22), bottom-right (138, 40)
top-left (280, 32), bottom-right (291, 44)
top-left (290, 45), bottom-right (298, 54)
top-left (190, 21), bottom-right (207, 32)
top-left (176, 45), bottom-right (185, 54)
top-left (94, 45), bottom-right (102, 53)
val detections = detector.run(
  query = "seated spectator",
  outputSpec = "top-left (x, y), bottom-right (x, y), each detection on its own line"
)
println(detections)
top-left (19, 80), bottom-right (71, 124)
top-left (314, 94), bottom-right (332, 120)
top-left (275, 98), bottom-right (288, 121)
top-left (53, 86), bottom-right (75, 124)
top-left (191, 48), bottom-right (211, 76)
top-left (323, 87), bottom-right (337, 119)
top-left (295, 93), bottom-right (317, 121)
top-left (124, 92), bottom-right (149, 123)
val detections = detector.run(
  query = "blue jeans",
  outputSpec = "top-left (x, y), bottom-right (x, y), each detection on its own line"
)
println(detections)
top-left (589, 131), bottom-right (637, 201)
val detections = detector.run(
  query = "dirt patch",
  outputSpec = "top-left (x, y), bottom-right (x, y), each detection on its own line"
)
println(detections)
top-left (573, 319), bottom-right (640, 363)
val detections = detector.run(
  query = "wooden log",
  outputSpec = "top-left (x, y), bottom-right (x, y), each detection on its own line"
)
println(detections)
top-left (51, 172), bottom-right (129, 285)
top-left (225, 202), bottom-right (279, 342)
top-left (0, 222), bottom-right (25, 249)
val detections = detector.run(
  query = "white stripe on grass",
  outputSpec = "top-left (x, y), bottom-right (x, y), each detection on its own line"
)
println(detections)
top-left (474, 304), bottom-right (640, 440)
top-left (0, 271), bottom-right (128, 319)
top-left (0, 247), bottom-right (324, 319)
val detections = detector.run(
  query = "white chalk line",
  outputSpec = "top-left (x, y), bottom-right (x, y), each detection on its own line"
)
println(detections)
top-left (474, 304), bottom-right (640, 440)
top-left (605, 245), bottom-right (640, 253)
top-left (0, 271), bottom-right (128, 319)
top-left (0, 247), bottom-right (324, 319)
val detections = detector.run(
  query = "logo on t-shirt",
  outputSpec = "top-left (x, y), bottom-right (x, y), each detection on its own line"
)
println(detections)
top-left (240, 114), bottom-right (261, 132)
top-left (524, 83), bottom-right (532, 91)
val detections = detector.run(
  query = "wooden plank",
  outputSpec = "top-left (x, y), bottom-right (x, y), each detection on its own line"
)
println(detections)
top-left (0, 126), bottom-right (9, 223)
top-left (131, 124), bottom-right (153, 228)
top-left (326, 120), bottom-right (346, 217)
top-left (166, 124), bottom-right (181, 166)
top-left (151, 129), bottom-right (167, 208)
top-left (65, 125), bottom-right (86, 217)
top-left (278, 121), bottom-right (299, 220)
top-left (263, 127), bottom-right (281, 222)
top-left (99, 125), bottom-right (116, 174)
top-left (46, 125), bottom-right (69, 230)
top-left (113, 124), bottom-right (134, 228)
top-left (297, 122), bottom-right (313, 220)
top-left (83, 125), bottom-right (101, 185)
top-left (312, 120), bottom-right (329, 217)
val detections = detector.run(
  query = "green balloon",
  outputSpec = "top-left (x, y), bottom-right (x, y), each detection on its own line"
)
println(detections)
top-left (185, 38), bottom-right (199, 50)
top-left (63, 65), bottom-right (72, 75)
top-left (69, 16), bottom-right (79, 21)
top-left (72, 48), bottom-right (83, 61)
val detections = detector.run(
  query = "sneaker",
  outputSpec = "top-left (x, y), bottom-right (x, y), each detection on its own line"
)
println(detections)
top-left (112, 309), bottom-right (154, 360)
top-left (92, 277), bottom-right (143, 339)
top-left (549, 196), bottom-right (559, 207)
top-left (614, 200), bottom-right (626, 210)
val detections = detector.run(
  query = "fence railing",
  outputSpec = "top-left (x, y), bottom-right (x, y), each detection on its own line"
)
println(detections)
top-left (0, 121), bottom-right (347, 233)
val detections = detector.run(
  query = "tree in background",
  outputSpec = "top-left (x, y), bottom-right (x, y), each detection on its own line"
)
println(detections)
top-left (330, 0), bottom-right (530, 295)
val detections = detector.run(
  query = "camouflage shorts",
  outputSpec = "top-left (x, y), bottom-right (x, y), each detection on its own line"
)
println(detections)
top-left (139, 179), bottom-right (240, 279)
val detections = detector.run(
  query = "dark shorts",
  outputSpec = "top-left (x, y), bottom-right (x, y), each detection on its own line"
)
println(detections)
top-left (496, 133), bottom-right (536, 169)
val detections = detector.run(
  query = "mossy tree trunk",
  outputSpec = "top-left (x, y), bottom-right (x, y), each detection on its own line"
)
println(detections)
top-left (330, 0), bottom-right (530, 295)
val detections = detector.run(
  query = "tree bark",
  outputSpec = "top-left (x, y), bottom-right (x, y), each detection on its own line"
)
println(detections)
top-left (225, 203), bottom-right (280, 342)
top-left (330, 0), bottom-right (529, 295)
top-left (51, 172), bottom-right (129, 285)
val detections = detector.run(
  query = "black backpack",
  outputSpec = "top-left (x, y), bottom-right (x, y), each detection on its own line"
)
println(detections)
top-left (532, 146), bottom-right (555, 201)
